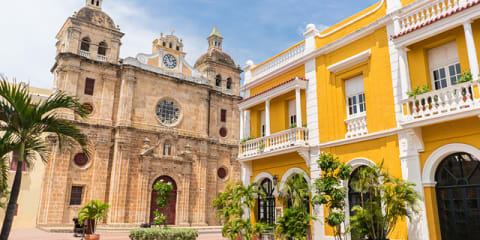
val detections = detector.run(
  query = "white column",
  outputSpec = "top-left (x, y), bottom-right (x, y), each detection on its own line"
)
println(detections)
top-left (398, 47), bottom-right (412, 99)
top-left (239, 110), bottom-right (245, 140)
top-left (241, 161), bottom-right (253, 220)
top-left (387, 0), bottom-right (402, 14)
top-left (295, 87), bottom-right (303, 128)
top-left (463, 21), bottom-right (480, 78)
top-left (398, 130), bottom-right (430, 240)
top-left (265, 99), bottom-right (271, 136)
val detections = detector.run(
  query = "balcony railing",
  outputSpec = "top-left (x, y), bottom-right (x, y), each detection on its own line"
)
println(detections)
top-left (97, 54), bottom-right (107, 62)
top-left (400, 80), bottom-right (480, 124)
top-left (251, 42), bottom-right (305, 80)
top-left (395, 0), bottom-right (476, 36)
top-left (239, 127), bottom-right (309, 159)
top-left (80, 50), bottom-right (90, 58)
top-left (345, 113), bottom-right (368, 138)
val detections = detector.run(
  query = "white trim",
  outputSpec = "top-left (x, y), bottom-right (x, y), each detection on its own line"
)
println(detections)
top-left (238, 145), bottom-right (306, 162)
top-left (278, 168), bottom-right (310, 191)
top-left (239, 78), bottom-right (308, 110)
top-left (253, 172), bottom-right (274, 183)
top-left (422, 143), bottom-right (480, 186)
top-left (317, 0), bottom-right (385, 38)
top-left (346, 157), bottom-right (376, 169)
top-left (327, 49), bottom-right (371, 73)
top-left (317, 127), bottom-right (401, 149)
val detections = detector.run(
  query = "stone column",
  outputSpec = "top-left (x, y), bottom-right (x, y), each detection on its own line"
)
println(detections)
top-left (116, 70), bottom-right (135, 127)
top-left (99, 75), bottom-right (116, 126)
top-left (180, 173), bottom-right (191, 226)
top-left (194, 154), bottom-right (208, 226)
top-left (463, 21), bottom-right (480, 78)
top-left (398, 130), bottom-right (430, 240)
top-left (240, 109), bottom-right (245, 139)
top-left (295, 87), bottom-right (303, 127)
top-left (107, 137), bottom-right (131, 224)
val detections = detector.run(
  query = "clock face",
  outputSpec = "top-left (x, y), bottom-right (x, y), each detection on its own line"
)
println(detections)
top-left (163, 54), bottom-right (177, 69)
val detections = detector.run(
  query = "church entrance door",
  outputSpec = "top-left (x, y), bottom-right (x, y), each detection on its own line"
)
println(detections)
top-left (150, 176), bottom-right (177, 225)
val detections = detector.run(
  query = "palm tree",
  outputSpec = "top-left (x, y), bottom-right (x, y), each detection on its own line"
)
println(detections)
top-left (0, 77), bottom-right (89, 240)
top-left (78, 200), bottom-right (110, 235)
top-left (0, 133), bottom-right (17, 209)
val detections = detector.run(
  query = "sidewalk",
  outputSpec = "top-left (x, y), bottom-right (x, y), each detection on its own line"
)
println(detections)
top-left (9, 228), bottom-right (227, 240)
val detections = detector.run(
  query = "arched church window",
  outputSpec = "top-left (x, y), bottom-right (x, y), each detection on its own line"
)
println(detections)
top-left (96, 0), bottom-right (100, 6)
top-left (80, 37), bottom-right (91, 52)
top-left (226, 78), bottom-right (232, 90)
top-left (98, 41), bottom-right (107, 56)
top-left (216, 75), bottom-right (222, 87)
top-left (91, 0), bottom-right (95, 5)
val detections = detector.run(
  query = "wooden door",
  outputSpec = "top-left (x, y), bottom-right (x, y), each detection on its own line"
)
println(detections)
top-left (150, 176), bottom-right (177, 225)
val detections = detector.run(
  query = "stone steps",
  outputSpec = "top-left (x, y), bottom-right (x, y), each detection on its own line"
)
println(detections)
top-left (38, 225), bottom-right (223, 234)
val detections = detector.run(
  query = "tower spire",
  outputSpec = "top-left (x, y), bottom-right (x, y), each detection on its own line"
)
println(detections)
top-left (208, 26), bottom-right (223, 51)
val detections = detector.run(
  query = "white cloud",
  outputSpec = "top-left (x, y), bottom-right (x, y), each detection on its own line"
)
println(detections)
top-left (0, 0), bottom-right (209, 89)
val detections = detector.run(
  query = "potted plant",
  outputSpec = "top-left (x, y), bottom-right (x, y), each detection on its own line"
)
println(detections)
top-left (349, 162), bottom-right (421, 240)
top-left (406, 85), bottom-right (430, 112)
top-left (457, 70), bottom-right (473, 102)
top-left (78, 200), bottom-right (110, 240)
top-left (258, 142), bottom-right (265, 153)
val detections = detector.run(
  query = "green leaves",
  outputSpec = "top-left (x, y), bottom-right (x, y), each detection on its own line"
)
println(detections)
top-left (312, 152), bottom-right (352, 240)
top-left (151, 180), bottom-right (173, 226)
top-left (129, 228), bottom-right (198, 240)
top-left (77, 200), bottom-right (110, 234)
top-left (212, 181), bottom-right (267, 240)
top-left (276, 207), bottom-right (314, 240)
top-left (406, 85), bottom-right (430, 98)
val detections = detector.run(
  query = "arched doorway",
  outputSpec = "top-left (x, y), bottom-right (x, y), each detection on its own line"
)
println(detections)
top-left (348, 166), bottom-right (369, 240)
top-left (150, 176), bottom-right (177, 225)
top-left (258, 178), bottom-right (275, 225)
top-left (435, 152), bottom-right (480, 240)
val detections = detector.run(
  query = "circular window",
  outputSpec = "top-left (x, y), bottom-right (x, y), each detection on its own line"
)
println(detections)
top-left (73, 153), bottom-right (89, 167)
top-left (156, 99), bottom-right (180, 126)
top-left (217, 167), bottom-right (228, 179)
top-left (83, 103), bottom-right (94, 115)
top-left (219, 128), bottom-right (227, 137)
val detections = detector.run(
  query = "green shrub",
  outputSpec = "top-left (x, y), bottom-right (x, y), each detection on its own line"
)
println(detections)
top-left (129, 228), bottom-right (198, 240)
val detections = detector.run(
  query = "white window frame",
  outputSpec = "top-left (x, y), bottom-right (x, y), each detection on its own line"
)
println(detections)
top-left (428, 41), bottom-right (462, 90)
top-left (345, 75), bottom-right (366, 119)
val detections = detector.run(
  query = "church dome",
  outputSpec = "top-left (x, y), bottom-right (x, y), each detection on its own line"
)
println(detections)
top-left (75, 7), bottom-right (116, 29)
top-left (194, 48), bottom-right (236, 68)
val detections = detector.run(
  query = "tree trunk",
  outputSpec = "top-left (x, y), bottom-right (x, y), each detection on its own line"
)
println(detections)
top-left (0, 144), bottom-right (24, 240)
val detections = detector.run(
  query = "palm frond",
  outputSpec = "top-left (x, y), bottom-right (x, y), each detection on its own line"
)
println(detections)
top-left (36, 90), bottom-right (89, 119)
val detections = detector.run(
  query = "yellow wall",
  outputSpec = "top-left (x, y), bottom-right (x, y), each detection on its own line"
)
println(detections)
top-left (316, 27), bottom-right (396, 143)
top-left (321, 135), bottom-right (407, 239)
top-left (401, 0), bottom-right (417, 6)
top-left (407, 27), bottom-right (470, 91)
top-left (418, 117), bottom-right (480, 240)
top-left (250, 66), bottom-right (305, 96)
top-left (0, 161), bottom-right (46, 230)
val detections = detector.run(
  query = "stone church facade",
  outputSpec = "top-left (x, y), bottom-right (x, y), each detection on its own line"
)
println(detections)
top-left (37, 0), bottom-right (242, 227)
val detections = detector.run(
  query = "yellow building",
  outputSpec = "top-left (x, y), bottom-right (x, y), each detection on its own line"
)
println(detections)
top-left (239, 0), bottom-right (480, 239)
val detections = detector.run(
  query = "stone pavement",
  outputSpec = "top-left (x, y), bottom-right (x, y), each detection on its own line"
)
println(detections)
top-left (9, 228), bottom-right (227, 240)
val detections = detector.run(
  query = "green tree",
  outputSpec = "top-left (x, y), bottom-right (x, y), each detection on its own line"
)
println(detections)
top-left (349, 162), bottom-right (421, 240)
top-left (312, 152), bottom-right (352, 240)
top-left (0, 133), bottom-right (17, 210)
top-left (213, 181), bottom-right (270, 240)
top-left (0, 77), bottom-right (89, 240)
top-left (152, 180), bottom-right (174, 227)
top-left (276, 173), bottom-right (315, 240)
top-left (78, 200), bottom-right (110, 235)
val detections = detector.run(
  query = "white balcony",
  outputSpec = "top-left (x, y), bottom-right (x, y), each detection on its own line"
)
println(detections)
top-left (394, 0), bottom-right (480, 38)
top-left (250, 43), bottom-right (305, 81)
top-left (80, 50), bottom-right (90, 58)
top-left (345, 113), bottom-right (368, 138)
top-left (400, 80), bottom-right (480, 127)
top-left (239, 127), bottom-right (309, 160)
top-left (97, 54), bottom-right (107, 62)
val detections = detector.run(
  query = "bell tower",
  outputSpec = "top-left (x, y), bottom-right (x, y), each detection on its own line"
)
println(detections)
top-left (208, 26), bottom-right (223, 51)
top-left (86, 0), bottom-right (103, 9)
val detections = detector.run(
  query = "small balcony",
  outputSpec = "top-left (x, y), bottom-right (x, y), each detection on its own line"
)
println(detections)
top-left (400, 80), bottom-right (480, 127)
top-left (238, 127), bottom-right (309, 160)
top-left (97, 54), bottom-right (107, 62)
top-left (79, 50), bottom-right (90, 58)
top-left (345, 113), bottom-right (368, 138)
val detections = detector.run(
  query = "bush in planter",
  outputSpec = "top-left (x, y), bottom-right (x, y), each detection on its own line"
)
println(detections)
top-left (129, 228), bottom-right (198, 240)
top-left (77, 200), bottom-right (109, 238)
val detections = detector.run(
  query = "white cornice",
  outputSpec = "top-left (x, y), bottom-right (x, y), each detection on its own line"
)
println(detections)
top-left (239, 78), bottom-right (308, 110)
top-left (315, 127), bottom-right (401, 149)
top-left (327, 49), bottom-right (371, 73)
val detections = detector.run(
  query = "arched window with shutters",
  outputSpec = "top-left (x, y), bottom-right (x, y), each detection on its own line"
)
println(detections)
top-left (80, 37), bottom-right (91, 52)
top-left (258, 178), bottom-right (275, 225)
top-left (215, 75), bottom-right (222, 87)
top-left (98, 41), bottom-right (107, 56)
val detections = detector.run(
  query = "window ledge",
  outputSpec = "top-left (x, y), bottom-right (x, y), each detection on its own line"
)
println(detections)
top-left (327, 49), bottom-right (371, 73)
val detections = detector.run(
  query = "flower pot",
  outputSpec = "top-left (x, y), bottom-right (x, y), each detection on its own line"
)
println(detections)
top-left (86, 234), bottom-right (100, 240)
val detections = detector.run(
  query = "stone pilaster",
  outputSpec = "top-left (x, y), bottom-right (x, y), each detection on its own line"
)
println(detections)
top-left (107, 137), bottom-right (131, 224)
top-left (116, 70), bottom-right (136, 127)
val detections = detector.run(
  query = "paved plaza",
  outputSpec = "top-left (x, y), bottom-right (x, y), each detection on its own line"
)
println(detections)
top-left (9, 228), bottom-right (226, 240)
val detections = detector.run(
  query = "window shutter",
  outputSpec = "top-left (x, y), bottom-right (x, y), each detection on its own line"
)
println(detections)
top-left (70, 186), bottom-right (83, 205)
top-left (428, 41), bottom-right (459, 70)
top-left (221, 109), bottom-right (227, 122)
top-left (345, 75), bottom-right (364, 97)
top-left (84, 78), bottom-right (95, 95)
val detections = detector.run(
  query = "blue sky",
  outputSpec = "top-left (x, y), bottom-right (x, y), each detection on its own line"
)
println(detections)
top-left (0, 0), bottom-right (378, 88)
